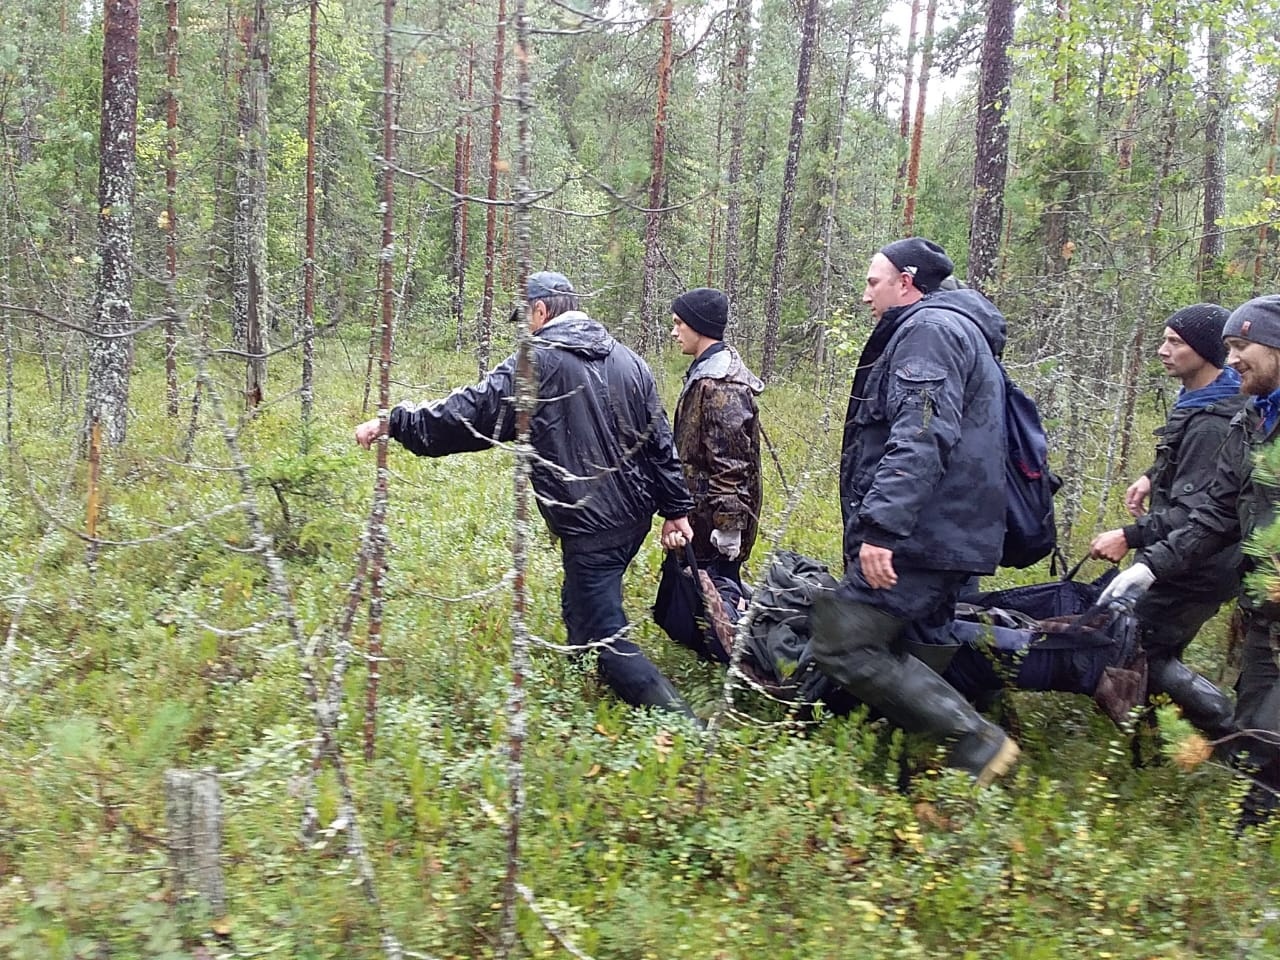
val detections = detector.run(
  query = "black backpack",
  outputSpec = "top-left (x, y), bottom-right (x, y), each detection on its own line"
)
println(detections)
top-left (999, 366), bottom-right (1062, 567)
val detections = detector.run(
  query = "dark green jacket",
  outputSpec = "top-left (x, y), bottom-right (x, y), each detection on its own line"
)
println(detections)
top-left (1124, 393), bottom-right (1247, 600)
top-left (1140, 404), bottom-right (1280, 611)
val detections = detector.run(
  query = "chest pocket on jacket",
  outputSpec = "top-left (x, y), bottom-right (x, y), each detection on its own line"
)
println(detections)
top-left (888, 358), bottom-right (948, 418)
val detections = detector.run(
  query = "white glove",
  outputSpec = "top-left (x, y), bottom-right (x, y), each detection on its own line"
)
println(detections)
top-left (1096, 562), bottom-right (1155, 611)
top-left (710, 528), bottom-right (742, 560)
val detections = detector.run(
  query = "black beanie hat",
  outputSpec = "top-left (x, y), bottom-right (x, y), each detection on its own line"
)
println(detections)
top-left (672, 287), bottom-right (729, 340)
top-left (879, 237), bottom-right (954, 294)
top-left (1166, 303), bottom-right (1229, 367)
top-left (1222, 294), bottom-right (1280, 350)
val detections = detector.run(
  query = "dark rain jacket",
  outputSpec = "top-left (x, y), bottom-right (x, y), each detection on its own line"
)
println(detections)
top-left (1123, 383), bottom-right (1246, 600)
top-left (1140, 405), bottom-right (1280, 614)
top-left (840, 288), bottom-right (1008, 575)
top-left (388, 311), bottom-right (694, 552)
top-left (673, 345), bottom-right (764, 564)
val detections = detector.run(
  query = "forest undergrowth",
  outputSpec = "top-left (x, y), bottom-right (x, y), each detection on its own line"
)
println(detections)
top-left (2, 332), bottom-right (1279, 959)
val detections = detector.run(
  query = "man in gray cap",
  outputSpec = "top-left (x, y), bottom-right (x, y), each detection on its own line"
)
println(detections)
top-left (355, 271), bottom-right (700, 720)
top-left (809, 237), bottom-right (1019, 784)
top-left (1100, 294), bottom-right (1280, 828)
top-left (1089, 304), bottom-right (1245, 751)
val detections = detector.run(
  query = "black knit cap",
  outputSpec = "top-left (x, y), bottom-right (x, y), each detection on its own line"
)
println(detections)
top-left (879, 237), bottom-right (954, 294)
top-left (1166, 303), bottom-right (1229, 367)
top-left (672, 287), bottom-right (729, 340)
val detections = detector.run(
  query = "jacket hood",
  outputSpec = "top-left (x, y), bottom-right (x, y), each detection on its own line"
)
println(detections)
top-left (922, 288), bottom-right (1008, 358)
top-left (535, 311), bottom-right (614, 360)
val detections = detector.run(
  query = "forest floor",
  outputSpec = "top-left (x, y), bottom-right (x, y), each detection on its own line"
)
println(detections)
top-left (2, 331), bottom-right (1278, 959)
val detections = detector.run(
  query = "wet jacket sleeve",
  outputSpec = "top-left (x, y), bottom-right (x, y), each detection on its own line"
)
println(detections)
top-left (690, 380), bottom-right (758, 531)
top-left (858, 321), bottom-right (969, 548)
top-left (641, 378), bottom-right (695, 519)
top-left (1124, 413), bottom-right (1230, 548)
top-left (387, 356), bottom-right (518, 457)
top-left (1139, 428), bottom-right (1246, 580)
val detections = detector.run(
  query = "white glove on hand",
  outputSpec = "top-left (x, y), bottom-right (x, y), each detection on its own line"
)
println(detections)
top-left (1096, 562), bottom-right (1155, 611)
top-left (710, 528), bottom-right (742, 560)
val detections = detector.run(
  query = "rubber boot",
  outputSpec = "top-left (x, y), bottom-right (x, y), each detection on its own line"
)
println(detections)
top-left (631, 673), bottom-right (702, 724)
top-left (1148, 658), bottom-right (1237, 743)
top-left (810, 596), bottom-right (1019, 785)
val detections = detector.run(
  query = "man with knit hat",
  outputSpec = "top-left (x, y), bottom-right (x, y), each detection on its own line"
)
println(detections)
top-left (668, 287), bottom-right (763, 580)
top-left (355, 270), bottom-right (702, 721)
top-left (1099, 294), bottom-right (1280, 827)
top-left (1089, 305), bottom-right (1245, 750)
top-left (809, 237), bottom-right (1019, 784)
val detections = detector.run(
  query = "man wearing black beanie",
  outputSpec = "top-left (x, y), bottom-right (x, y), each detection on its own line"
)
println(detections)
top-left (667, 288), bottom-right (762, 580)
top-left (1099, 294), bottom-right (1280, 830)
top-left (1090, 304), bottom-right (1244, 756)
top-left (809, 238), bottom-right (1019, 784)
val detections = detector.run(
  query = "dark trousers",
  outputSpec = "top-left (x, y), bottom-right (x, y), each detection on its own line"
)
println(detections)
top-left (1236, 614), bottom-right (1280, 765)
top-left (1134, 585), bottom-right (1224, 661)
top-left (561, 532), bottom-right (678, 708)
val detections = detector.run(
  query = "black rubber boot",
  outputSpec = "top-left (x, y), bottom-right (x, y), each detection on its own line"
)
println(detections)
top-left (1148, 658), bottom-right (1237, 743)
top-left (810, 596), bottom-right (1019, 784)
top-left (633, 674), bottom-right (702, 724)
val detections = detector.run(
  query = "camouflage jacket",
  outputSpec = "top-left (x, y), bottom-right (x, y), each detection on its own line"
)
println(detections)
top-left (673, 344), bottom-right (764, 564)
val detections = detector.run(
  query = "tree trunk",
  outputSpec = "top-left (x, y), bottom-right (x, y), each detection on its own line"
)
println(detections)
top-left (165, 769), bottom-right (226, 915)
top-left (1198, 26), bottom-right (1228, 300)
top-left (86, 0), bottom-right (140, 446)
top-left (815, 6), bottom-right (860, 370)
top-left (967, 0), bottom-right (1014, 293)
top-left (720, 0), bottom-right (751, 321)
top-left (901, 0), bottom-right (938, 234)
top-left (478, 0), bottom-right (506, 378)
top-left (499, 6), bottom-right (534, 954)
top-left (301, 0), bottom-right (318, 428)
top-left (451, 36), bottom-right (474, 351)
top-left (639, 0), bottom-right (675, 354)
top-left (891, 0), bottom-right (921, 214)
top-left (365, 0), bottom-right (397, 764)
top-left (1255, 80), bottom-right (1280, 294)
top-left (760, 0), bottom-right (819, 382)
top-left (233, 0), bottom-right (269, 410)
top-left (164, 0), bottom-right (180, 418)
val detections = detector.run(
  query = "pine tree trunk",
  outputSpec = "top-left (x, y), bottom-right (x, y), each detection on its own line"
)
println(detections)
top-left (901, 0), bottom-right (938, 234)
top-left (760, 0), bottom-right (819, 382)
top-left (478, 0), bottom-right (505, 378)
top-left (234, 0), bottom-right (269, 410)
top-left (164, 0), bottom-right (180, 417)
top-left (891, 0), bottom-right (921, 214)
top-left (639, 0), bottom-right (675, 353)
top-left (1255, 81), bottom-right (1279, 294)
top-left (967, 0), bottom-right (1014, 293)
top-left (720, 0), bottom-right (751, 321)
top-left (300, 0), bottom-right (318, 428)
top-left (86, 0), bottom-right (140, 447)
top-left (1198, 26), bottom-right (1228, 300)
top-left (451, 36), bottom-right (474, 352)
top-left (815, 8), bottom-right (860, 370)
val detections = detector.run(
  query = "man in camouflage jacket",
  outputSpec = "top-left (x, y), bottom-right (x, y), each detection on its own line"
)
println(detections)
top-left (669, 287), bottom-right (763, 580)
